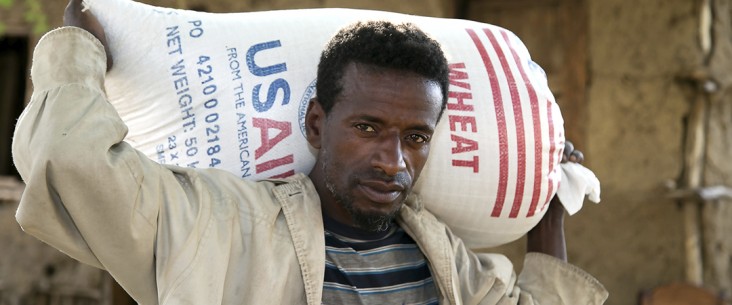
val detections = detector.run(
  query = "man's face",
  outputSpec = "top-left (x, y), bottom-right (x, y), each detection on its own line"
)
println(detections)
top-left (306, 63), bottom-right (443, 231)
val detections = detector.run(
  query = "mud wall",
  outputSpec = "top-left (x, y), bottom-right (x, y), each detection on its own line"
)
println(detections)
top-left (583, 0), bottom-right (711, 304)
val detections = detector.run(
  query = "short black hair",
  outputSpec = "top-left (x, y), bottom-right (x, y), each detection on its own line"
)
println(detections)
top-left (316, 21), bottom-right (449, 118)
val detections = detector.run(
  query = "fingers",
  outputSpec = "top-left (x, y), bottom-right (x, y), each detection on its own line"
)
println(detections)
top-left (568, 150), bottom-right (584, 163)
top-left (561, 142), bottom-right (574, 163)
top-left (63, 0), bottom-right (82, 27)
top-left (561, 141), bottom-right (584, 164)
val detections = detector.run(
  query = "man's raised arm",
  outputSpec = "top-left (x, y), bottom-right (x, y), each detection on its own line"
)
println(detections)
top-left (525, 142), bottom-right (584, 261)
top-left (12, 1), bottom-right (160, 302)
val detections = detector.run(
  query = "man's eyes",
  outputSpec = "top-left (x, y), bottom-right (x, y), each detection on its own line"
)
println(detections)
top-left (354, 123), bottom-right (375, 133)
top-left (407, 134), bottom-right (430, 144)
top-left (353, 123), bottom-right (430, 143)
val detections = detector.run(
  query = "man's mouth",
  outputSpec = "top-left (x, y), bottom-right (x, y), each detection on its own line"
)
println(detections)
top-left (358, 180), bottom-right (405, 204)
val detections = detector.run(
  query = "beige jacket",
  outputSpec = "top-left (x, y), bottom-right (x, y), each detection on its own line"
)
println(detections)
top-left (13, 27), bottom-right (608, 305)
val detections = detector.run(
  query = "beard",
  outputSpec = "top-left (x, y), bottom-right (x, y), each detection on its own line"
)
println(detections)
top-left (321, 149), bottom-right (409, 232)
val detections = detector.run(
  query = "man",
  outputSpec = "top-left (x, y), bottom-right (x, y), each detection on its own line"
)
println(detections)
top-left (12, 0), bottom-right (607, 304)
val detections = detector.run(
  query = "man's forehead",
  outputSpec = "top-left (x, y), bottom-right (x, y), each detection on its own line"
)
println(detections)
top-left (339, 63), bottom-right (442, 100)
top-left (333, 63), bottom-right (443, 125)
top-left (342, 62), bottom-right (420, 81)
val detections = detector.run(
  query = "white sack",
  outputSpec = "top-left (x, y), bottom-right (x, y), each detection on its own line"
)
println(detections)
top-left (85, 0), bottom-right (569, 248)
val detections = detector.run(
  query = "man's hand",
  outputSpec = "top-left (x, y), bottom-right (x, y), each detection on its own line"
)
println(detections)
top-left (64, 0), bottom-right (113, 71)
top-left (561, 141), bottom-right (584, 164)
top-left (526, 141), bottom-right (584, 262)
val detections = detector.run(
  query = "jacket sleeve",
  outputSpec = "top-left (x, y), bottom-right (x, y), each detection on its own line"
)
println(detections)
top-left (448, 226), bottom-right (609, 305)
top-left (398, 198), bottom-right (608, 305)
top-left (515, 253), bottom-right (609, 304)
top-left (13, 27), bottom-right (167, 304)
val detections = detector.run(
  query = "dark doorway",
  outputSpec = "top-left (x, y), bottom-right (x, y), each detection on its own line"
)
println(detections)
top-left (0, 35), bottom-right (28, 177)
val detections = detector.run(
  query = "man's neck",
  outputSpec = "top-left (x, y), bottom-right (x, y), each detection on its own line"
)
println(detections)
top-left (322, 211), bottom-right (396, 242)
top-left (309, 164), bottom-right (356, 227)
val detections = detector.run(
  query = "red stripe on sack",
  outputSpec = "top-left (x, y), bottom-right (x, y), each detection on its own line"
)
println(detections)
top-left (498, 30), bottom-right (544, 218)
top-left (256, 154), bottom-right (294, 174)
top-left (466, 28), bottom-right (509, 218)
top-left (270, 170), bottom-right (295, 179)
top-left (540, 100), bottom-right (558, 212)
top-left (485, 29), bottom-right (527, 219)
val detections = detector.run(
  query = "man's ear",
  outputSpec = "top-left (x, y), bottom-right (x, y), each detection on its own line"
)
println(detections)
top-left (305, 98), bottom-right (324, 149)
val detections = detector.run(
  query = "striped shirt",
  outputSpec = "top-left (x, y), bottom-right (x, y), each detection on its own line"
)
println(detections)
top-left (322, 214), bottom-right (438, 305)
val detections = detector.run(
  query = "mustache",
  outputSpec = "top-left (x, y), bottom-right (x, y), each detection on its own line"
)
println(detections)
top-left (360, 170), bottom-right (411, 187)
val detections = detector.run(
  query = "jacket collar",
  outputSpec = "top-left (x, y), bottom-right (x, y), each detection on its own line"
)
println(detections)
top-left (398, 193), bottom-right (459, 304)
top-left (270, 175), bottom-right (458, 305)
top-left (271, 174), bottom-right (325, 305)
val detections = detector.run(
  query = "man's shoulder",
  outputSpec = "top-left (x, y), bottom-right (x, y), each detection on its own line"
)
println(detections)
top-left (401, 193), bottom-right (428, 214)
top-left (399, 193), bottom-right (444, 228)
top-left (175, 168), bottom-right (320, 221)
top-left (162, 165), bottom-right (314, 201)
top-left (203, 168), bottom-right (311, 192)
top-left (259, 172), bottom-right (311, 186)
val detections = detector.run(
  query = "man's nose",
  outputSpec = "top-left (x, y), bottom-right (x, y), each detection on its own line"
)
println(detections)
top-left (371, 133), bottom-right (407, 177)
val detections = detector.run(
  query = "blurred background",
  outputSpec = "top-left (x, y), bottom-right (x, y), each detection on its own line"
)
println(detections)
top-left (1, 0), bottom-right (731, 304)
